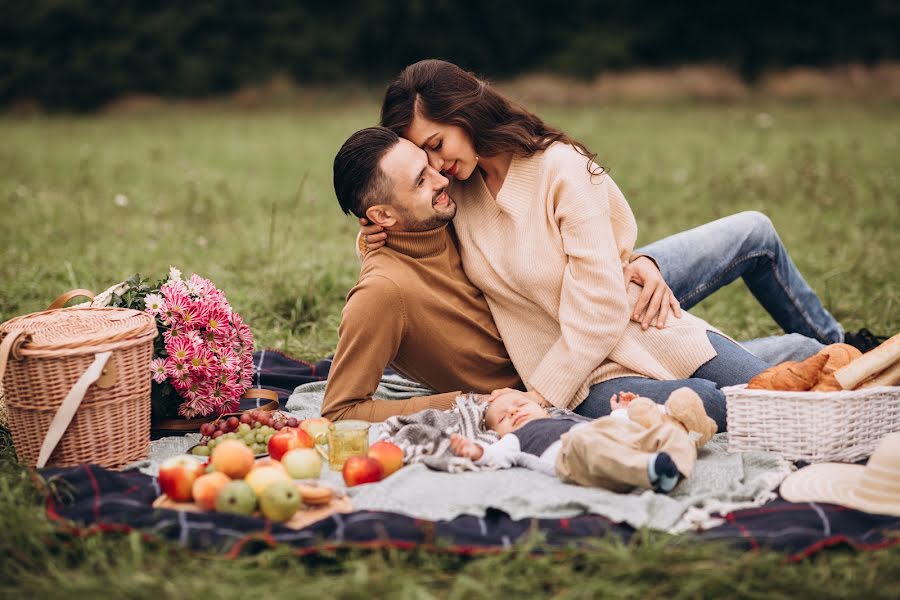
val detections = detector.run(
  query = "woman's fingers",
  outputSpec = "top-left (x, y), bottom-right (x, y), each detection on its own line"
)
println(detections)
top-left (633, 283), bottom-right (655, 321)
top-left (641, 285), bottom-right (667, 330)
top-left (657, 290), bottom-right (671, 329)
top-left (670, 294), bottom-right (683, 318)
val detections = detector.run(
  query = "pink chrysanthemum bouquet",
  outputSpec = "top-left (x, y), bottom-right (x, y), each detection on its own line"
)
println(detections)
top-left (112, 267), bottom-right (254, 420)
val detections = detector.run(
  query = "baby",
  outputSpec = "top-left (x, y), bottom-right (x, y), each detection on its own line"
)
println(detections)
top-left (449, 391), bottom-right (697, 493)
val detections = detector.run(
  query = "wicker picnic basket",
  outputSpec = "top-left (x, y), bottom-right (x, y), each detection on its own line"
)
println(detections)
top-left (724, 384), bottom-right (900, 463)
top-left (0, 306), bottom-right (158, 469)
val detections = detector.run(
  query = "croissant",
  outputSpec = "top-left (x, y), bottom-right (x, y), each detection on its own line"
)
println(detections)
top-left (747, 352), bottom-right (829, 391)
top-left (810, 343), bottom-right (863, 392)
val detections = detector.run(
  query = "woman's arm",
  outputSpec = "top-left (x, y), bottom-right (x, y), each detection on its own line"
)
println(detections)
top-left (527, 149), bottom-right (636, 409)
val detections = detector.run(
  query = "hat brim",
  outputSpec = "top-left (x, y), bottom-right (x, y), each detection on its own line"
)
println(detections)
top-left (780, 463), bottom-right (900, 517)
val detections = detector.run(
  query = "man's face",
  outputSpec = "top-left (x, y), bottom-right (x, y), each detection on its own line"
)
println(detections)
top-left (378, 138), bottom-right (455, 231)
top-left (484, 393), bottom-right (548, 437)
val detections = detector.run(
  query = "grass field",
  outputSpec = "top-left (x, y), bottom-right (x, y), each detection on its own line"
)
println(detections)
top-left (2, 99), bottom-right (899, 597)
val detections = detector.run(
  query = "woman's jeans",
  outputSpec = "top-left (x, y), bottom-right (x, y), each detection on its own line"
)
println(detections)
top-left (636, 211), bottom-right (841, 364)
top-left (574, 331), bottom-right (769, 433)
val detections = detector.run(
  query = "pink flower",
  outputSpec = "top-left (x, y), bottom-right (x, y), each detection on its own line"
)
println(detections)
top-left (149, 358), bottom-right (168, 384)
top-left (205, 306), bottom-right (230, 334)
top-left (165, 357), bottom-right (189, 380)
top-left (166, 336), bottom-right (195, 363)
top-left (216, 346), bottom-right (240, 372)
top-left (162, 326), bottom-right (185, 346)
top-left (177, 303), bottom-right (204, 329)
top-left (187, 346), bottom-right (215, 376)
top-left (162, 288), bottom-right (191, 321)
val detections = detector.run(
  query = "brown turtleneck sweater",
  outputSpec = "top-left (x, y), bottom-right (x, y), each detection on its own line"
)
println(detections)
top-left (321, 224), bottom-right (523, 422)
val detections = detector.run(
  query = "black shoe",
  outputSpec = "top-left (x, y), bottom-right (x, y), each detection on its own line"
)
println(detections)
top-left (843, 328), bottom-right (888, 353)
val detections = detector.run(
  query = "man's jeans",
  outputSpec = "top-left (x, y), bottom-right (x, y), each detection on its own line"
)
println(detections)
top-left (636, 211), bottom-right (842, 364)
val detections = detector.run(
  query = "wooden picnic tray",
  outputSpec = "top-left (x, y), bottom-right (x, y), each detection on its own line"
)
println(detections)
top-left (152, 483), bottom-right (353, 530)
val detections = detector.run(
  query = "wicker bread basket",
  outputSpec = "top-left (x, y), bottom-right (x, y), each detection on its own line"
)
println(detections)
top-left (0, 306), bottom-right (158, 469)
top-left (724, 384), bottom-right (900, 463)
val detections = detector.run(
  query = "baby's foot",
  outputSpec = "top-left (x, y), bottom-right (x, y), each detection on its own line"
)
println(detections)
top-left (647, 452), bottom-right (681, 493)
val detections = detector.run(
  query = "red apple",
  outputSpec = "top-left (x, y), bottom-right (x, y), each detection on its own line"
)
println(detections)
top-left (268, 428), bottom-right (312, 461)
top-left (342, 455), bottom-right (384, 487)
top-left (158, 455), bottom-right (205, 502)
top-left (367, 441), bottom-right (404, 477)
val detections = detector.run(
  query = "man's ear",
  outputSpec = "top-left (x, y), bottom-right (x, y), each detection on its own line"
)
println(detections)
top-left (365, 205), bottom-right (398, 228)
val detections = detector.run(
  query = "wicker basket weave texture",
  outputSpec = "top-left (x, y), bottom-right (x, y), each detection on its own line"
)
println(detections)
top-left (725, 384), bottom-right (900, 463)
top-left (0, 307), bottom-right (158, 469)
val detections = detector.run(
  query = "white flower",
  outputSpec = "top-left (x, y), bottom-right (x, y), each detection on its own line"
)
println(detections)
top-left (114, 194), bottom-right (129, 207)
top-left (755, 113), bottom-right (773, 129)
top-left (144, 293), bottom-right (165, 316)
top-left (168, 266), bottom-right (182, 282)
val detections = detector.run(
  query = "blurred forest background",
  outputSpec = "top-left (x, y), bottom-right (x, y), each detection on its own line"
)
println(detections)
top-left (3, 0), bottom-right (900, 110)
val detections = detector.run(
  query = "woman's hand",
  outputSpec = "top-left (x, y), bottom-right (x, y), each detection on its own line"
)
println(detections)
top-left (450, 433), bottom-right (484, 460)
top-left (359, 218), bottom-right (387, 253)
top-left (623, 256), bottom-right (682, 330)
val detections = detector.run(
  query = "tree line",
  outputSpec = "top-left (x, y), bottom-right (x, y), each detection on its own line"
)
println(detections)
top-left (2, 0), bottom-right (899, 110)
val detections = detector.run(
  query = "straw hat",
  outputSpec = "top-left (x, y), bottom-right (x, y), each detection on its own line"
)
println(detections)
top-left (780, 432), bottom-right (900, 516)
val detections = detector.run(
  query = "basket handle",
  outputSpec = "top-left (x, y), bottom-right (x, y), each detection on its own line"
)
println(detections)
top-left (36, 351), bottom-right (112, 468)
top-left (48, 289), bottom-right (96, 310)
top-left (0, 330), bottom-right (30, 383)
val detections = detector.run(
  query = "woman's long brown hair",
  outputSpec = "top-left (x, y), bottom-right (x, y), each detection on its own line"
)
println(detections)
top-left (380, 59), bottom-right (603, 175)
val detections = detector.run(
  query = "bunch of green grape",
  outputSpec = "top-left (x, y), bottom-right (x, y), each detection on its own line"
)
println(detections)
top-left (191, 411), bottom-right (297, 457)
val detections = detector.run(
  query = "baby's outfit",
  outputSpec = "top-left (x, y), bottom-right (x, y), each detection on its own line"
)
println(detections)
top-left (476, 412), bottom-right (697, 493)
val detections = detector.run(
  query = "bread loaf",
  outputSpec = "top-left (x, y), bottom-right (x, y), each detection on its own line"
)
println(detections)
top-left (834, 333), bottom-right (900, 390)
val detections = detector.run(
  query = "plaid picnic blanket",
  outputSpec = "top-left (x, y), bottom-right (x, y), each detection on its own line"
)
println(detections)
top-left (40, 463), bottom-right (900, 560)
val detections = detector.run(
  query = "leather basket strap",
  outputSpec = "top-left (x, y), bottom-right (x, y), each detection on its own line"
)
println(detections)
top-left (48, 289), bottom-right (96, 310)
top-left (0, 330), bottom-right (29, 383)
top-left (36, 351), bottom-right (112, 468)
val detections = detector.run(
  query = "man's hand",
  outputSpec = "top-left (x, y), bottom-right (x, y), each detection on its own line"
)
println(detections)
top-left (359, 217), bottom-right (387, 253)
top-left (450, 433), bottom-right (484, 460)
top-left (623, 256), bottom-right (682, 330)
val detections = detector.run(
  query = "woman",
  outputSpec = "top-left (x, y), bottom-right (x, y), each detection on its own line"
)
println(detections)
top-left (363, 59), bottom-right (769, 428)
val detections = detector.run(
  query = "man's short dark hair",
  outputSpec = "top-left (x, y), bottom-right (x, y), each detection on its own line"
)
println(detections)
top-left (333, 127), bottom-right (400, 218)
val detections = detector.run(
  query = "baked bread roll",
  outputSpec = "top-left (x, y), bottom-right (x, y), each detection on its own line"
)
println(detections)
top-left (747, 352), bottom-right (828, 391)
top-left (810, 343), bottom-right (863, 391)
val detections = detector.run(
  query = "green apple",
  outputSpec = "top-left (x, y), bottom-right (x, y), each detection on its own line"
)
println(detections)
top-left (214, 480), bottom-right (257, 516)
top-left (281, 448), bottom-right (323, 479)
top-left (258, 481), bottom-right (301, 522)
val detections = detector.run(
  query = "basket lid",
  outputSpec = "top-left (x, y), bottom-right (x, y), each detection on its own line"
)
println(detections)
top-left (0, 307), bottom-right (157, 357)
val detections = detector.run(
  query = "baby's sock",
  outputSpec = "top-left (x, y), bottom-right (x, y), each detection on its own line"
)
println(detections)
top-left (647, 452), bottom-right (681, 493)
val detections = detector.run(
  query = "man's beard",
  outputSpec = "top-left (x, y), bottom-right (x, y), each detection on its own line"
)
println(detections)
top-left (395, 194), bottom-right (457, 232)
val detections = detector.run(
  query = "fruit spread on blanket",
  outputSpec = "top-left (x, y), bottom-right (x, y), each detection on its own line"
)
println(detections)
top-left (159, 412), bottom-right (405, 523)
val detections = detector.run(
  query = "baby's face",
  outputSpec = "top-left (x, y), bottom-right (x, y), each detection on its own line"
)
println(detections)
top-left (484, 393), bottom-right (548, 437)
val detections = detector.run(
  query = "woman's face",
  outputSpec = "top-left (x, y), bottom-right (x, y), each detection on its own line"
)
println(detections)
top-left (406, 113), bottom-right (479, 181)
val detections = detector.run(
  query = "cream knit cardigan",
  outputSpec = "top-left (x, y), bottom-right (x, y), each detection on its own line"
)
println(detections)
top-left (450, 143), bottom-right (718, 410)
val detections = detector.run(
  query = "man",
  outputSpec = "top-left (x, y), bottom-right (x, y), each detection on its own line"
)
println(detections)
top-left (323, 127), bottom-right (522, 421)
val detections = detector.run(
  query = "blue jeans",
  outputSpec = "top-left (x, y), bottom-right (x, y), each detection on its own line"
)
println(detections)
top-left (574, 332), bottom-right (768, 432)
top-left (636, 211), bottom-right (841, 364)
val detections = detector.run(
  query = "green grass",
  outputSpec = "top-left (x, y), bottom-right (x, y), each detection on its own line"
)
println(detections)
top-left (2, 99), bottom-right (899, 597)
